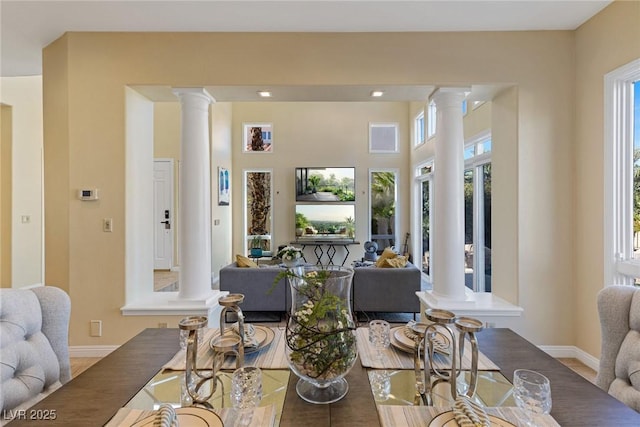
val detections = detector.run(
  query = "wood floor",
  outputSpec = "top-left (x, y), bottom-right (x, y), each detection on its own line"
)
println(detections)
top-left (70, 356), bottom-right (597, 384)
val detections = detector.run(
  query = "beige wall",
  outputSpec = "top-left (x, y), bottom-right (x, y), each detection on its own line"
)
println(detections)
top-left (575, 0), bottom-right (640, 357)
top-left (1, 104), bottom-right (12, 287)
top-left (0, 76), bottom-right (44, 287)
top-left (231, 101), bottom-right (410, 264)
top-left (464, 102), bottom-right (492, 140)
top-left (41, 27), bottom-right (612, 350)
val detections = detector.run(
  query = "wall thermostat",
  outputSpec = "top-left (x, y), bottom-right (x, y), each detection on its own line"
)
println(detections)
top-left (78, 189), bottom-right (99, 201)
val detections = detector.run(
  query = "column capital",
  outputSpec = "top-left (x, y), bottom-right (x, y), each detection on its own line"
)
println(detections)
top-left (172, 87), bottom-right (215, 104)
top-left (430, 87), bottom-right (470, 107)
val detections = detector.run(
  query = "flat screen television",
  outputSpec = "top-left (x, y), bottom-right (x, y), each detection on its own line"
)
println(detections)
top-left (295, 167), bottom-right (355, 202)
top-left (295, 204), bottom-right (355, 239)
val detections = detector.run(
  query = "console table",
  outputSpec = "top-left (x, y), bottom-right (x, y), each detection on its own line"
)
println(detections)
top-left (290, 239), bottom-right (360, 266)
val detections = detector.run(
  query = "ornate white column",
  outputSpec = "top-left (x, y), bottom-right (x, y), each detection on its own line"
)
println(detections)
top-left (172, 88), bottom-right (215, 302)
top-left (431, 88), bottom-right (469, 301)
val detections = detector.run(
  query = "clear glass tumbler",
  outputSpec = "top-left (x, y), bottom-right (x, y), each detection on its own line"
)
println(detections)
top-left (231, 366), bottom-right (263, 410)
top-left (513, 369), bottom-right (552, 426)
top-left (369, 320), bottom-right (391, 361)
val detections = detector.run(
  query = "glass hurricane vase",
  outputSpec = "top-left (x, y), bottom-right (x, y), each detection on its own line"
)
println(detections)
top-left (284, 265), bottom-right (357, 404)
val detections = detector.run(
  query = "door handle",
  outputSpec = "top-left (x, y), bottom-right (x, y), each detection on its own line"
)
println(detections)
top-left (161, 220), bottom-right (171, 229)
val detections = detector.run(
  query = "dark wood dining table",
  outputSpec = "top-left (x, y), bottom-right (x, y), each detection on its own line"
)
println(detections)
top-left (8, 328), bottom-right (640, 426)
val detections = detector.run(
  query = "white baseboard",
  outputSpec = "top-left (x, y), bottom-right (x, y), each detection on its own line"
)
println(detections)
top-left (538, 345), bottom-right (600, 372)
top-left (69, 345), bottom-right (119, 358)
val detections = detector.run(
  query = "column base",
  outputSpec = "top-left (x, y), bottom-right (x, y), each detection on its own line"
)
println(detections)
top-left (121, 290), bottom-right (228, 325)
top-left (416, 290), bottom-right (523, 319)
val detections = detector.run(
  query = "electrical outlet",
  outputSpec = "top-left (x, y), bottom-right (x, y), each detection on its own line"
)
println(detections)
top-left (103, 218), bottom-right (113, 232)
top-left (90, 320), bottom-right (102, 337)
top-left (158, 322), bottom-right (168, 328)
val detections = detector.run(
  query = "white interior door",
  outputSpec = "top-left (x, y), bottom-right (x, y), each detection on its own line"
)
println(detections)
top-left (154, 159), bottom-right (174, 270)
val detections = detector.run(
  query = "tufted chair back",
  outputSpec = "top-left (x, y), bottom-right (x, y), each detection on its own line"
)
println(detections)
top-left (596, 285), bottom-right (640, 412)
top-left (0, 286), bottom-right (71, 413)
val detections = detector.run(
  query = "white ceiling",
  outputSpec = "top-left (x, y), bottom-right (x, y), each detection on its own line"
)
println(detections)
top-left (0, 0), bottom-right (612, 102)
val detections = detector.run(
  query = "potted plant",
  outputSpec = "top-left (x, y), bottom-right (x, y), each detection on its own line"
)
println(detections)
top-left (345, 216), bottom-right (355, 239)
top-left (250, 236), bottom-right (263, 257)
top-left (295, 212), bottom-right (308, 237)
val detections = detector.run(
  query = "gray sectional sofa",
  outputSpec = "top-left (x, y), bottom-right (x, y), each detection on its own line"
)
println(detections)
top-left (219, 263), bottom-right (288, 312)
top-left (352, 262), bottom-right (422, 314)
top-left (219, 261), bottom-right (422, 316)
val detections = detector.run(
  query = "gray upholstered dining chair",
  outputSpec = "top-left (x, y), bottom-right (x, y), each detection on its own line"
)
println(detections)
top-left (0, 286), bottom-right (71, 414)
top-left (596, 285), bottom-right (640, 412)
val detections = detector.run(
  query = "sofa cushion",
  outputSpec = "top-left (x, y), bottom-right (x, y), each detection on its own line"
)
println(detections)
top-left (236, 254), bottom-right (258, 268)
top-left (378, 255), bottom-right (408, 268)
top-left (376, 247), bottom-right (398, 267)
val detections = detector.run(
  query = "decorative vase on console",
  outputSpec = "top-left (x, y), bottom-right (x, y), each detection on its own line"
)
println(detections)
top-left (280, 265), bottom-right (357, 404)
top-left (277, 245), bottom-right (304, 268)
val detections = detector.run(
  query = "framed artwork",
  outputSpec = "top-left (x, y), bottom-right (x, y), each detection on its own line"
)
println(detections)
top-left (243, 123), bottom-right (273, 153)
top-left (218, 167), bottom-right (230, 206)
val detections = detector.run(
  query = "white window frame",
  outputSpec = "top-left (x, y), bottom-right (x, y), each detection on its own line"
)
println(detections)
top-left (414, 111), bottom-right (425, 147)
top-left (415, 161), bottom-right (434, 278)
top-left (604, 58), bottom-right (640, 286)
top-left (464, 130), bottom-right (492, 292)
top-left (427, 100), bottom-right (437, 139)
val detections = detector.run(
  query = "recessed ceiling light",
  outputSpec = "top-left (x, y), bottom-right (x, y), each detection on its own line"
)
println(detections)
top-left (258, 91), bottom-right (272, 98)
top-left (370, 90), bottom-right (384, 97)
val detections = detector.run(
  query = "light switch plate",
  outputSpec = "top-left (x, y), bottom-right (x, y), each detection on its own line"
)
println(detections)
top-left (90, 320), bottom-right (102, 337)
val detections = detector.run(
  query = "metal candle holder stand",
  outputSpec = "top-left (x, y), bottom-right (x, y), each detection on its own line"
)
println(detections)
top-left (218, 293), bottom-right (248, 353)
top-left (178, 294), bottom-right (248, 406)
top-left (414, 308), bottom-right (484, 405)
top-left (179, 315), bottom-right (219, 405)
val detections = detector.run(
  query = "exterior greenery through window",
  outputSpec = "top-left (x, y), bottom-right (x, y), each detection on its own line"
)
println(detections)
top-left (632, 81), bottom-right (640, 263)
top-left (370, 170), bottom-right (397, 253)
top-left (418, 164), bottom-right (433, 276)
top-left (464, 134), bottom-right (492, 292)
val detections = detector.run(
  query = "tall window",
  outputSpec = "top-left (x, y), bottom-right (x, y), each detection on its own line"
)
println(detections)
top-left (632, 80), bottom-right (640, 262)
top-left (244, 170), bottom-right (273, 255)
top-left (369, 170), bottom-right (397, 252)
top-left (414, 111), bottom-right (425, 146)
top-left (464, 132), bottom-right (492, 292)
top-left (417, 162), bottom-right (433, 276)
top-left (427, 100), bottom-right (437, 139)
top-left (605, 59), bottom-right (640, 286)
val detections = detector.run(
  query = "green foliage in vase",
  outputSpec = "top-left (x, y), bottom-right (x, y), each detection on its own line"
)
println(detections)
top-left (275, 269), bottom-right (357, 381)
